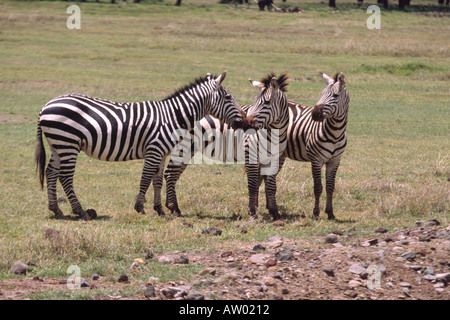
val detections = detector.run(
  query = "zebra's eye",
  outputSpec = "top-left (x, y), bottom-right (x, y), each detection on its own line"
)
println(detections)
top-left (333, 93), bottom-right (339, 98)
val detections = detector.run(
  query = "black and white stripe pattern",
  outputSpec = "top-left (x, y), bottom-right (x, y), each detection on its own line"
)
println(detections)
top-left (284, 72), bottom-right (349, 220)
top-left (161, 73), bottom-right (290, 219)
top-left (161, 72), bottom-right (349, 221)
top-left (35, 71), bottom-right (245, 220)
top-left (245, 73), bottom-right (289, 220)
top-left (163, 108), bottom-right (252, 216)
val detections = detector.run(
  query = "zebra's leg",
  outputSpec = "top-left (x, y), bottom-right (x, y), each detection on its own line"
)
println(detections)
top-left (324, 159), bottom-right (340, 220)
top-left (246, 163), bottom-right (260, 219)
top-left (311, 161), bottom-right (324, 219)
top-left (264, 154), bottom-right (286, 221)
top-left (135, 150), bottom-right (164, 215)
top-left (46, 152), bottom-right (65, 219)
top-left (164, 161), bottom-right (189, 216)
top-left (58, 153), bottom-right (91, 221)
top-left (152, 157), bottom-right (167, 217)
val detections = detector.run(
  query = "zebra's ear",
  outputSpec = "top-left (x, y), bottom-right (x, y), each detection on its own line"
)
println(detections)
top-left (215, 70), bottom-right (227, 87)
top-left (249, 79), bottom-right (265, 90)
top-left (270, 76), bottom-right (279, 92)
top-left (337, 73), bottom-right (346, 87)
top-left (320, 72), bottom-right (334, 86)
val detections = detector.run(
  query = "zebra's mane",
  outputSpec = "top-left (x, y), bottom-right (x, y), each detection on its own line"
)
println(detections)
top-left (164, 75), bottom-right (217, 101)
top-left (260, 72), bottom-right (289, 93)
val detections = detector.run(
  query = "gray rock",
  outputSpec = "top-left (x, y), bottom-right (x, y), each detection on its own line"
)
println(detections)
top-left (422, 267), bottom-right (434, 276)
top-left (424, 219), bottom-right (440, 228)
top-left (399, 282), bottom-right (411, 288)
top-left (401, 251), bottom-right (416, 261)
top-left (348, 263), bottom-right (367, 276)
top-left (202, 227), bottom-right (222, 236)
top-left (267, 235), bottom-right (283, 249)
top-left (423, 275), bottom-right (437, 281)
top-left (408, 265), bottom-right (422, 271)
top-left (247, 253), bottom-right (272, 265)
top-left (162, 285), bottom-right (191, 299)
top-left (92, 273), bottom-right (100, 280)
top-left (9, 261), bottom-right (29, 275)
top-left (144, 285), bottom-right (156, 298)
top-left (436, 273), bottom-right (450, 283)
top-left (186, 291), bottom-right (205, 300)
top-left (325, 234), bottom-right (338, 244)
top-left (276, 251), bottom-right (292, 262)
top-left (252, 244), bottom-right (266, 251)
top-left (322, 266), bottom-right (335, 277)
top-left (80, 279), bottom-right (90, 288)
top-left (436, 232), bottom-right (450, 240)
top-left (174, 255), bottom-right (189, 264)
top-left (158, 255), bottom-right (173, 264)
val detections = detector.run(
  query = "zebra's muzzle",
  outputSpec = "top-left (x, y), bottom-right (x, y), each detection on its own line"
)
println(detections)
top-left (231, 112), bottom-right (258, 131)
top-left (311, 104), bottom-right (325, 122)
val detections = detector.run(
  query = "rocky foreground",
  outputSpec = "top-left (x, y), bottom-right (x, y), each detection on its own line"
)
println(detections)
top-left (2, 220), bottom-right (449, 300)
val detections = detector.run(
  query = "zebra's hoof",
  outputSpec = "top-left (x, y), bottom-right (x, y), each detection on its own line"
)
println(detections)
top-left (134, 204), bottom-right (146, 215)
top-left (86, 209), bottom-right (97, 220)
top-left (154, 205), bottom-right (166, 217)
top-left (268, 209), bottom-right (280, 221)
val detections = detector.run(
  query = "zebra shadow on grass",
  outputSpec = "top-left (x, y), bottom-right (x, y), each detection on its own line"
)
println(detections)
top-left (274, 205), bottom-right (356, 224)
top-left (48, 210), bottom-right (111, 221)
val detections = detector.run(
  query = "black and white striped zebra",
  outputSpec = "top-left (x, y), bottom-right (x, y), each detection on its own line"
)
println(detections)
top-left (245, 73), bottom-right (289, 220)
top-left (283, 72), bottom-right (349, 220)
top-left (161, 73), bottom-right (289, 219)
top-left (35, 71), bottom-right (247, 220)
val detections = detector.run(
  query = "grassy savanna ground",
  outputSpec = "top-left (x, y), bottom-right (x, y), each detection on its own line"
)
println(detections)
top-left (0, 0), bottom-right (448, 299)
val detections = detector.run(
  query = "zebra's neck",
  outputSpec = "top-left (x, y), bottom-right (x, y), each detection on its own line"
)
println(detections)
top-left (322, 108), bottom-right (348, 141)
top-left (160, 89), bottom-right (209, 131)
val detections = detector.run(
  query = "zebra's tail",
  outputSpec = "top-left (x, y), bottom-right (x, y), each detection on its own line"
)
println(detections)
top-left (35, 122), bottom-right (46, 190)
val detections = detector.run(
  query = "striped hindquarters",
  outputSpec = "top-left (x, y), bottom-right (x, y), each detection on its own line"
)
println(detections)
top-left (39, 94), bottom-right (157, 162)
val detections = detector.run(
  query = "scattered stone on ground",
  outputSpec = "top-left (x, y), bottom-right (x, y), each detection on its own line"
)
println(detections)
top-left (9, 261), bottom-right (29, 276)
top-left (1, 222), bottom-right (449, 300)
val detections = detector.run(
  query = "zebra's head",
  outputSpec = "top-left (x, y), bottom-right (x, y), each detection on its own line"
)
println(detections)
top-left (205, 71), bottom-right (248, 130)
top-left (311, 72), bottom-right (349, 122)
top-left (246, 73), bottom-right (289, 129)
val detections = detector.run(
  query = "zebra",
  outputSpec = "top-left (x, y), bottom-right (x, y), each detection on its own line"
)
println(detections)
top-left (283, 72), bottom-right (350, 220)
top-left (35, 71), bottom-right (248, 220)
top-left (161, 73), bottom-right (290, 219)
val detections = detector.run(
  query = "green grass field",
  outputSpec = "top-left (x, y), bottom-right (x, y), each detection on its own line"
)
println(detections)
top-left (0, 0), bottom-right (448, 299)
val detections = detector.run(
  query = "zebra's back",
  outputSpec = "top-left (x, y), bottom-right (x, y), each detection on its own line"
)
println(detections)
top-left (39, 94), bottom-right (158, 161)
top-left (285, 100), bottom-right (347, 164)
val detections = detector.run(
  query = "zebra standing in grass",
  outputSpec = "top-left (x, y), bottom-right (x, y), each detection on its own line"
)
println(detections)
top-left (245, 73), bottom-right (289, 220)
top-left (278, 72), bottom-right (350, 220)
top-left (160, 73), bottom-right (289, 219)
top-left (35, 71), bottom-right (247, 220)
